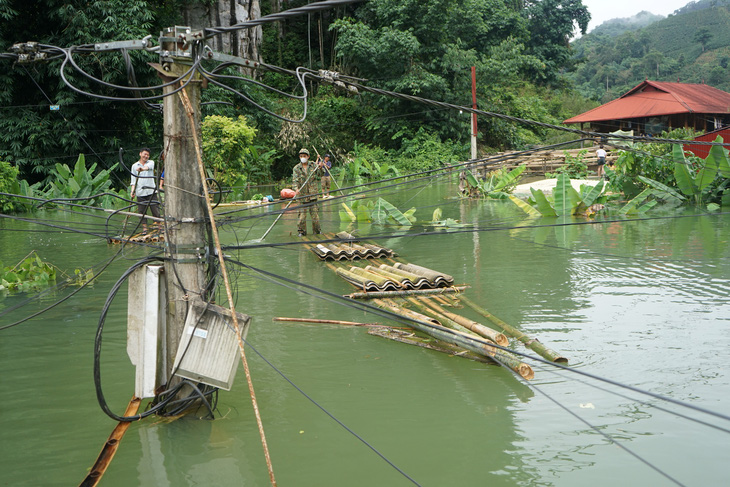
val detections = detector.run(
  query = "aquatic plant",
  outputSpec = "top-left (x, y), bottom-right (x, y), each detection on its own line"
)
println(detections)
top-left (339, 197), bottom-right (415, 226)
top-left (0, 251), bottom-right (57, 293)
top-left (463, 165), bottom-right (526, 199)
top-left (510, 173), bottom-right (607, 217)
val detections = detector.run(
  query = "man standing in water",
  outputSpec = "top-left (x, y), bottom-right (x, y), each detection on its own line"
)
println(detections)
top-left (130, 147), bottom-right (160, 233)
top-left (292, 148), bottom-right (321, 236)
top-left (318, 153), bottom-right (332, 197)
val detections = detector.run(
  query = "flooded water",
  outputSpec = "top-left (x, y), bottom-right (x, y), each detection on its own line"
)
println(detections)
top-left (1, 177), bottom-right (729, 486)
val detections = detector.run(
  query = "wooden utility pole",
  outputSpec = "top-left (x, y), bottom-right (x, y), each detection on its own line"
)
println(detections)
top-left (159, 61), bottom-right (207, 380)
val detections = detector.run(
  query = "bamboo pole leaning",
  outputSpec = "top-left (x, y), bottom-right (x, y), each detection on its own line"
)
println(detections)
top-left (372, 299), bottom-right (534, 380)
top-left (273, 317), bottom-right (387, 327)
top-left (458, 295), bottom-right (567, 364)
top-left (415, 297), bottom-right (509, 347)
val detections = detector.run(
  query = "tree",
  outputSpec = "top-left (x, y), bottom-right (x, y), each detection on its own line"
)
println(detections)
top-left (694, 27), bottom-right (712, 52)
top-left (0, 0), bottom-right (158, 183)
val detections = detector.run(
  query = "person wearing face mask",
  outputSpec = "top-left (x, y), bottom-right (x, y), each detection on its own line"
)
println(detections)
top-left (292, 148), bottom-right (321, 236)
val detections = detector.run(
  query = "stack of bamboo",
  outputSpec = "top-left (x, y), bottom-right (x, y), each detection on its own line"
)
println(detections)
top-left (368, 293), bottom-right (570, 380)
top-left (299, 235), bottom-right (567, 380)
top-left (467, 146), bottom-right (618, 176)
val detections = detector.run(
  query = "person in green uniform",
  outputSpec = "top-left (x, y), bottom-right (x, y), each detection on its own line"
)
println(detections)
top-left (292, 148), bottom-right (321, 236)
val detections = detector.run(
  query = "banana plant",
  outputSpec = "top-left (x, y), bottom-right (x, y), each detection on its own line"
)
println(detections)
top-left (511, 173), bottom-right (606, 217)
top-left (339, 197), bottom-right (415, 227)
top-left (43, 154), bottom-right (119, 208)
top-left (672, 138), bottom-right (730, 207)
top-left (464, 165), bottom-right (526, 199)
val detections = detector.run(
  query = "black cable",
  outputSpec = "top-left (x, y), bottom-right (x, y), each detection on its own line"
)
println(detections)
top-left (203, 0), bottom-right (365, 39)
top-left (527, 380), bottom-right (687, 487)
top-left (223, 257), bottom-right (730, 424)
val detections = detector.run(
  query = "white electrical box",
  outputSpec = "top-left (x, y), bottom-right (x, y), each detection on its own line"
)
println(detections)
top-left (127, 265), bottom-right (167, 398)
top-left (172, 298), bottom-right (251, 391)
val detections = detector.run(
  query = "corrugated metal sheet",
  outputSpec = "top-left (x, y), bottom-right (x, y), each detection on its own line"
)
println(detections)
top-left (565, 80), bottom-right (730, 124)
top-left (684, 127), bottom-right (730, 159)
top-left (335, 262), bottom-right (455, 291)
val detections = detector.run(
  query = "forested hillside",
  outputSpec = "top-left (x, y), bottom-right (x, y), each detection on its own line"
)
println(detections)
top-left (0, 0), bottom-right (596, 184)
top-left (571, 0), bottom-right (730, 102)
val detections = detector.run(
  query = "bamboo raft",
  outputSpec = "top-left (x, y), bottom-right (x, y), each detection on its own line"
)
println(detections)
top-left (108, 230), bottom-right (164, 244)
top-left (299, 234), bottom-right (567, 380)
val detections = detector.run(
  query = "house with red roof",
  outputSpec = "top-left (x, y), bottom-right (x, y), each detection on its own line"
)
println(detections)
top-left (564, 80), bottom-right (730, 136)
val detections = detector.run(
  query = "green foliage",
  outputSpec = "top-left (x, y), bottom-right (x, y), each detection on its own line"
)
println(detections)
top-left (546, 150), bottom-right (589, 179)
top-left (201, 115), bottom-right (256, 187)
top-left (0, 1), bottom-right (159, 182)
top-left (0, 251), bottom-right (57, 293)
top-left (339, 197), bottom-right (416, 227)
top-left (332, 0), bottom-right (590, 151)
top-left (571, 2), bottom-right (730, 98)
top-left (464, 165), bottom-right (526, 199)
top-left (671, 140), bottom-right (730, 208)
top-left (0, 160), bottom-right (19, 212)
top-left (42, 154), bottom-right (121, 208)
top-left (605, 128), bottom-right (696, 197)
top-left (512, 174), bottom-right (607, 217)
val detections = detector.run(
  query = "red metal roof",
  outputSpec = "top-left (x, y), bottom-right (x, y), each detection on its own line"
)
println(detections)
top-left (564, 80), bottom-right (730, 124)
top-left (683, 126), bottom-right (730, 159)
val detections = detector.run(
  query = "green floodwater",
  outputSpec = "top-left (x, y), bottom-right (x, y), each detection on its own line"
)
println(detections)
top-left (1, 177), bottom-right (729, 486)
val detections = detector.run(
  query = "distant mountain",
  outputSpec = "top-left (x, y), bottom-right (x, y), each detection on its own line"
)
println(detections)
top-left (569, 0), bottom-right (730, 102)
top-left (590, 11), bottom-right (664, 37)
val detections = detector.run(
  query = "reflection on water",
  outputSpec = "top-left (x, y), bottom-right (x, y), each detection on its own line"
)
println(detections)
top-left (1, 182), bottom-right (729, 486)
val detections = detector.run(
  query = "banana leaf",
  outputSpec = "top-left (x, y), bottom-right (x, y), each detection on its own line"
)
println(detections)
top-left (356, 201), bottom-right (371, 222)
top-left (372, 199), bottom-right (387, 223)
top-left (553, 173), bottom-right (580, 216)
top-left (619, 188), bottom-right (652, 215)
top-left (403, 208), bottom-right (417, 223)
top-left (580, 180), bottom-right (604, 207)
top-left (340, 202), bottom-right (356, 222)
top-left (696, 144), bottom-right (719, 192)
top-left (376, 198), bottom-right (412, 226)
top-left (637, 176), bottom-right (685, 202)
top-left (714, 136), bottom-right (730, 179)
top-left (465, 170), bottom-right (479, 188)
top-left (509, 195), bottom-right (541, 216)
top-left (492, 165), bottom-right (526, 191)
top-left (529, 188), bottom-right (557, 216)
top-left (673, 144), bottom-right (697, 197)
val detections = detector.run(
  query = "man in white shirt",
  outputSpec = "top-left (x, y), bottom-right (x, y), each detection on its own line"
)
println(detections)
top-left (130, 148), bottom-right (160, 233)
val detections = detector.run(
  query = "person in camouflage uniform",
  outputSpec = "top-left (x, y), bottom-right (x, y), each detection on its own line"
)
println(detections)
top-left (292, 148), bottom-right (321, 236)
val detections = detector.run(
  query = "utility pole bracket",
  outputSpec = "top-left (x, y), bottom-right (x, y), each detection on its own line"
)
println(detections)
top-left (159, 26), bottom-right (204, 63)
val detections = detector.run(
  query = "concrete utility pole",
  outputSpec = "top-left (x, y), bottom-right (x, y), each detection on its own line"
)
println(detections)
top-left (471, 66), bottom-right (478, 161)
top-left (158, 60), bottom-right (207, 381)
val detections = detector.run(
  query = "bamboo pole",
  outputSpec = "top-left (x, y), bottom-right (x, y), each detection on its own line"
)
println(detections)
top-left (344, 286), bottom-right (469, 299)
top-left (458, 295), bottom-right (567, 363)
top-left (273, 317), bottom-right (387, 327)
top-left (372, 299), bottom-right (534, 380)
top-left (367, 326), bottom-right (496, 364)
top-left (402, 297), bottom-right (474, 336)
top-left (417, 297), bottom-right (509, 347)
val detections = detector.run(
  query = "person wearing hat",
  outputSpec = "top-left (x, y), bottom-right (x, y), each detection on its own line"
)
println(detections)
top-left (317, 153), bottom-right (332, 197)
top-left (292, 148), bottom-right (321, 236)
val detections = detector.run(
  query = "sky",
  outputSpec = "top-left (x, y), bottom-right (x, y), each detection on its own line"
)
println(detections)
top-left (580, 0), bottom-right (693, 33)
